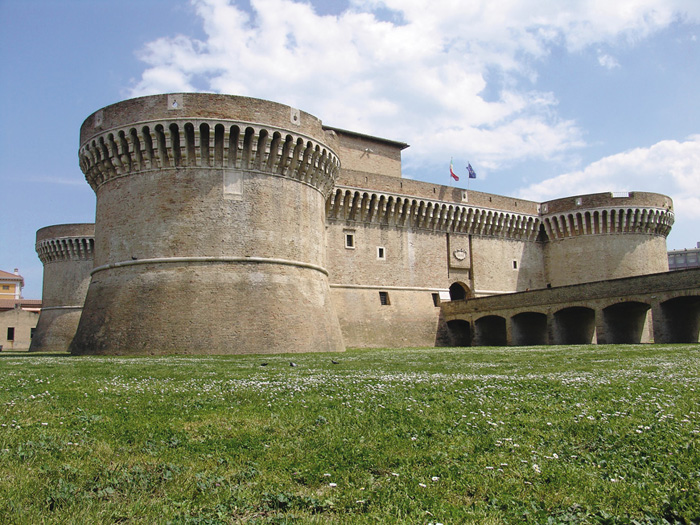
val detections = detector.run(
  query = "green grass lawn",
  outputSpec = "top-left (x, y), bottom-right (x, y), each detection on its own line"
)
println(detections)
top-left (0, 345), bottom-right (698, 524)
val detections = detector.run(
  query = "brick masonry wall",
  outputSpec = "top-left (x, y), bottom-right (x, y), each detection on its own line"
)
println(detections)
top-left (72, 94), bottom-right (344, 355)
top-left (31, 223), bottom-right (94, 352)
top-left (544, 234), bottom-right (669, 287)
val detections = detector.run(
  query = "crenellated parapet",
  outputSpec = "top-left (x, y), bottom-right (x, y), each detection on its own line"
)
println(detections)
top-left (327, 186), bottom-right (541, 240)
top-left (79, 95), bottom-right (340, 197)
top-left (79, 122), bottom-right (339, 196)
top-left (540, 192), bottom-right (674, 241)
top-left (37, 236), bottom-right (94, 264)
top-left (35, 223), bottom-right (95, 264)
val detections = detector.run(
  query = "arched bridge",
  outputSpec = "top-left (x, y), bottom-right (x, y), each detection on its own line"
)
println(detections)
top-left (440, 269), bottom-right (700, 346)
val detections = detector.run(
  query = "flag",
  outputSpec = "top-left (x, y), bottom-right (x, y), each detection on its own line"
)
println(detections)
top-left (467, 163), bottom-right (477, 179)
top-left (450, 160), bottom-right (459, 181)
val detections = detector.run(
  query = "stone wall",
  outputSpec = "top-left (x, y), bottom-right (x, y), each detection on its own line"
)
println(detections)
top-left (58, 93), bottom-right (678, 353)
top-left (540, 192), bottom-right (673, 286)
top-left (327, 127), bottom-right (406, 179)
top-left (30, 223), bottom-right (94, 352)
top-left (0, 308), bottom-right (39, 351)
top-left (72, 93), bottom-right (344, 355)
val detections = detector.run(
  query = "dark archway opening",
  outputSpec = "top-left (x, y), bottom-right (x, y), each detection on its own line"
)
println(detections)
top-left (601, 301), bottom-right (651, 344)
top-left (474, 315), bottom-right (507, 346)
top-left (446, 319), bottom-right (472, 347)
top-left (449, 282), bottom-right (467, 301)
top-left (658, 295), bottom-right (700, 343)
top-left (553, 307), bottom-right (596, 344)
top-left (511, 312), bottom-right (547, 346)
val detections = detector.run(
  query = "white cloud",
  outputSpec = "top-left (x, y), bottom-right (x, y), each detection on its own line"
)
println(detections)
top-left (516, 136), bottom-right (700, 242)
top-left (128, 0), bottom-right (700, 172)
top-left (597, 52), bottom-right (620, 69)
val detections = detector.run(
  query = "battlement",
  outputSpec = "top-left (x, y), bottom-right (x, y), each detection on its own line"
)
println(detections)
top-left (540, 192), bottom-right (674, 241)
top-left (35, 224), bottom-right (95, 264)
top-left (327, 186), bottom-right (541, 241)
top-left (79, 94), bottom-right (340, 196)
top-left (79, 120), bottom-right (340, 196)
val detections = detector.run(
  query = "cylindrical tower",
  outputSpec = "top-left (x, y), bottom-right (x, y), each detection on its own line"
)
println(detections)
top-left (540, 192), bottom-right (674, 287)
top-left (29, 223), bottom-right (94, 352)
top-left (70, 93), bottom-right (345, 355)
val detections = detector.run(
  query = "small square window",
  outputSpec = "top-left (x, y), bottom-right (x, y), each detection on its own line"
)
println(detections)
top-left (345, 233), bottom-right (355, 249)
top-left (377, 246), bottom-right (385, 260)
top-left (379, 291), bottom-right (390, 305)
top-left (2, 285), bottom-right (9, 290)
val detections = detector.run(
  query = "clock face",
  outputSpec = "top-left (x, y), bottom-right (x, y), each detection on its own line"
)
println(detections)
top-left (453, 249), bottom-right (467, 261)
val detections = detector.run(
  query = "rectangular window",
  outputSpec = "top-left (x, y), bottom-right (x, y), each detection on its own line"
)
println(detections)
top-left (345, 233), bottom-right (355, 249)
top-left (379, 291), bottom-right (390, 306)
top-left (377, 246), bottom-right (385, 260)
top-left (7, 327), bottom-right (15, 341)
top-left (512, 260), bottom-right (518, 269)
top-left (31, 328), bottom-right (36, 339)
top-left (2, 285), bottom-right (9, 290)
top-left (432, 293), bottom-right (440, 307)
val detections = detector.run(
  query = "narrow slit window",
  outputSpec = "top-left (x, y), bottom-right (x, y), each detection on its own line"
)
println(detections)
top-left (379, 291), bottom-right (390, 305)
top-left (377, 246), bottom-right (385, 260)
top-left (345, 233), bottom-right (355, 249)
top-left (512, 260), bottom-right (518, 269)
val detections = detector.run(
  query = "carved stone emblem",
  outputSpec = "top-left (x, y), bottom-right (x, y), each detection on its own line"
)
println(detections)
top-left (453, 249), bottom-right (467, 261)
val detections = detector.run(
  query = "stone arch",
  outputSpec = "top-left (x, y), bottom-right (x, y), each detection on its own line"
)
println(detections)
top-left (511, 312), bottom-right (547, 346)
top-left (473, 315), bottom-right (507, 346)
top-left (600, 301), bottom-right (651, 344)
top-left (449, 281), bottom-right (472, 301)
top-left (553, 306), bottom-right (596, 344)
top-left (656, 295), bottom-right (700, 343)
top-left (445, 319), bottom-right (472, 347)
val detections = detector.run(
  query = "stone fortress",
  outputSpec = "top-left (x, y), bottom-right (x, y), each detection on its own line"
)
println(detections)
top-left (29, 93), bottom-right (679, 354)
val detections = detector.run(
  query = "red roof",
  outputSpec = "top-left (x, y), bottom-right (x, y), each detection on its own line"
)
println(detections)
top-left (0, 270), bottom-right (23, 282)
top-left (0, 299), bottom-right (42, 311)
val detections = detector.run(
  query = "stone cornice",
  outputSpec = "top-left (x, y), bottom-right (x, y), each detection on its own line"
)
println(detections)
top-left (79, 118), bottom-right (340, 197)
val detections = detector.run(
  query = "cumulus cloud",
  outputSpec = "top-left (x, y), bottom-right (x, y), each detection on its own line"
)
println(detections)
top-left (597, 52), bottom-right (620, 69)
top-left (516, 136), bottom-right (700, 247)
top-left (128, 0), bottom-right (699, 172)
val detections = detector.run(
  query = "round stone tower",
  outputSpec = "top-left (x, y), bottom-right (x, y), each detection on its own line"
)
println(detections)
top-left (30, 223), bottom-right (95, 352)
top-left (70, 93), bottom-right (345, 355)
top-left (540, 192), bottom-right (674, 287)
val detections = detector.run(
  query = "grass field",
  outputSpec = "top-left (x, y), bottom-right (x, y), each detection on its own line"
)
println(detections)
top-left (0, 344), bottom-right (699, 524)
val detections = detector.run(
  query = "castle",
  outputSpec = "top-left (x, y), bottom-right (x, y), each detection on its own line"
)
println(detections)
top-left (29, 93), bottom-right (674, 354)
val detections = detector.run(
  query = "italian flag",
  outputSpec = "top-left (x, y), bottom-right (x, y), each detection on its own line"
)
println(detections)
top-left (450, 160), bottom-right (459, 181)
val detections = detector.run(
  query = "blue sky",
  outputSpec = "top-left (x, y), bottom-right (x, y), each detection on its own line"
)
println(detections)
top-left (2, 0), bottom-right (699, 299)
